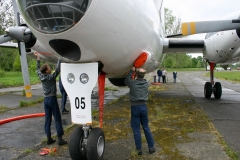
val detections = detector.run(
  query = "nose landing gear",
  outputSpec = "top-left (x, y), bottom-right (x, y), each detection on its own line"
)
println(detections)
top-left (69, 125), bottom-right (105, 160)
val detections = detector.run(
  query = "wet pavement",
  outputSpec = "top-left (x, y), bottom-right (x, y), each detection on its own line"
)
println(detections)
top-left (178, 71), bottom-right (240, 159)
top-left (0, 71), bottom-right (239, 159)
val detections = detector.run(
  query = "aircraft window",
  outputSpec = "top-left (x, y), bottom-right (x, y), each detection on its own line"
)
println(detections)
top-left (19, 0), bottom-right (89, 34)
top-left (205, 32), bottom-right (216, 39)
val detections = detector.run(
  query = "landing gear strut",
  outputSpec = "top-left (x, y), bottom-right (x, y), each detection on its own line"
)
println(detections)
top-left (204, 62), bottom-right (222, 99)
top-left (61, 63), bottom-right (105, 160)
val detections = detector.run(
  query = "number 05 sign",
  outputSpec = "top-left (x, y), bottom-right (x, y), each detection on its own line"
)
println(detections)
top-left (61, 63), bottom-right (98, 125)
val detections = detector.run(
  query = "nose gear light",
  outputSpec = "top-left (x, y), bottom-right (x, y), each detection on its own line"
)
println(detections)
top-left (67, 73), bottom-right (75, 84)
top-left (80, 73), bottom-right (89, 84)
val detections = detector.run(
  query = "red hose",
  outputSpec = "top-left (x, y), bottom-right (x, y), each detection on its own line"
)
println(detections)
top-left (0, 113), bottom-right (45, 125)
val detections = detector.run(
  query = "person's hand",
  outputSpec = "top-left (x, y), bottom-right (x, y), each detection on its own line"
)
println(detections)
top-left (132, 67), bottom-right (135, 71)
top-left (138, 68), bottom-right (146, 72)
top-left (34, 51), bottom-right (40, 60)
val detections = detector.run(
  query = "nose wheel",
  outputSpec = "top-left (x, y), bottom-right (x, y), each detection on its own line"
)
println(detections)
top-left (69, 126), bottom-right (105, 160)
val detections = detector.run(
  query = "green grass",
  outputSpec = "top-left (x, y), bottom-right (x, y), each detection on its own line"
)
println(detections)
top-left (0, 71), bottom-right (41, 88)
top-left (205, 71), bottom-right (240, 83)
top-left (166, 68), bottom-right (206, 72)
top-left (20, 97), bottom-right (44, 107)
top-left (0, 105), bottom-right (7, 113)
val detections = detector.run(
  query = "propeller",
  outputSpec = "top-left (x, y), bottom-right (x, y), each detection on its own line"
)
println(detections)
top-left (0, 35), bottom-right (13, 43)
top-left (11, 0), bottom-right (32, 97)
top-left (181, 19), bottom-right (240, 36)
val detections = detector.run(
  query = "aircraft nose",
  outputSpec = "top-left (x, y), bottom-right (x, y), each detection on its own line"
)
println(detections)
top-left (20, 1), bottom-right (89, 34)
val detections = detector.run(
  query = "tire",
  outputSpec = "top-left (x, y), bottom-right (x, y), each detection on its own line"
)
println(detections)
top-left (86, 128), bottom-right (105, 160)
top-left (69, 126), bottom-right (87, 160)
top-left (214, 82), bottom-right (222, 99)
top-left (204, 82), bottom-right (212, 98)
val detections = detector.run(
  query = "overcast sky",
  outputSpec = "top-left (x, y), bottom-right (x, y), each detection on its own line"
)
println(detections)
top-left (164, 0), bottom-right (240, 22)
top-left (164, 0), bottom-right (240, 57)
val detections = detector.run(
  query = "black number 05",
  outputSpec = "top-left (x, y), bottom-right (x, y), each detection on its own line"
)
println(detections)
top-left (75, 97), bottom-right (86, 109)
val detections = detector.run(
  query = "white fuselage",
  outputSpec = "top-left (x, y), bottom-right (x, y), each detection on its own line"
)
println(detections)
top-left (17, 0), bottom-right (165, 78)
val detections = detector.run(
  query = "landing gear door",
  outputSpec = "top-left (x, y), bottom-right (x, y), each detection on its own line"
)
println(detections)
top-left (61, 63), bottom-right (98, 125)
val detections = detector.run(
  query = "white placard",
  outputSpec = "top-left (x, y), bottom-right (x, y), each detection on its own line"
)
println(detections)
top-left (61, 63), bottom-right (98, 124)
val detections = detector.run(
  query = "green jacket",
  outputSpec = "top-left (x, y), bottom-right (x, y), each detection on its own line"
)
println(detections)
top-left (124, 70), bottom-right (149, 106)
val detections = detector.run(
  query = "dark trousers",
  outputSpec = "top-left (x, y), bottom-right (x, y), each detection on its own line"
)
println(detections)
top-left (59, 81), bottom-right (67, 111)
top-left (60, 90), bottom-right (67, 111)
top-left (131, 105), bottom-right (154, 149)
top-left (162, 75), bottom-right (166, 83)
top-left (158, 76), bottom-right (161, 83)
top-left (44, 96), bottom-right (64, 138)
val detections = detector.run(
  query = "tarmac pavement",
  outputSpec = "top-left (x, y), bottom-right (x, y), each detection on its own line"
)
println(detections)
top-left (178, 71), bottom-right (240, 159)
top-left (0, 71), bottom-right (239, 159)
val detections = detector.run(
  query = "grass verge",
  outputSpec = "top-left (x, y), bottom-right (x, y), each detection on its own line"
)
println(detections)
top-left (205, 71), bottom-right (240, 83)
top-left (20, 97), bottom-right (44, 107)
top-left (0, 105), bottom-right (8, 114)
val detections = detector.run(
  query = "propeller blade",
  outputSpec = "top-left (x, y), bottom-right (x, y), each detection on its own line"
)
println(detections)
top-left (19, 42), bottom-right (32, 98)
top-left (12, 0), bottom-right (20, 26)
top-left (0, 35), bottom-right (13, 44)
top-left (182, 20), bottom-right (240, 36)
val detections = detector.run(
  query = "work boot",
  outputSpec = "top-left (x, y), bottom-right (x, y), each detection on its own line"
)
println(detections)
top-left (47, 135), bottom-right (56, 145)
top-left (136, 149), bottom-right (142, 155)
top-left (58, 137), bottom-right (67, 146)
top-left (149, 147), bottom-right (156, 154)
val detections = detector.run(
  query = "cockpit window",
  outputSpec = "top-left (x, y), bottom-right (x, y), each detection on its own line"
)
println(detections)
top-left (18, 0), bottom-right (90, 34)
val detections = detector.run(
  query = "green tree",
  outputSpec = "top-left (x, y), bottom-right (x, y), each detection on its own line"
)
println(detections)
top-left (13, 53), bottom-right (21, 71)
top-left (28, 57), bottom-right (37, 73)
top-left (164, 8), bottom-right (181, 36)
top-left (0, 48), bottom-right (18, 71)
top-left (0, 0), bottom-right (15, 34)
top-left (191, 58), bottom-right (198, 68)
top-left (197, 56), bottom-right (203, 68)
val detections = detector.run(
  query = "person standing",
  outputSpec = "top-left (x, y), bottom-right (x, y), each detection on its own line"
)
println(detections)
top-left (125, 67), bottom-right (155, 155)
top-left (35, 52), bottom-right (67, 146)
top-left (157, 69), bottom-right (162, 83)
top-left (173, 71), bottom-right (177, 83)
top-left (151, 70), bottom-right (157, 83)
top-left (59, 76), bottom-right (69, 114)
top-left (162, 68), bottom-right (167, 83)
